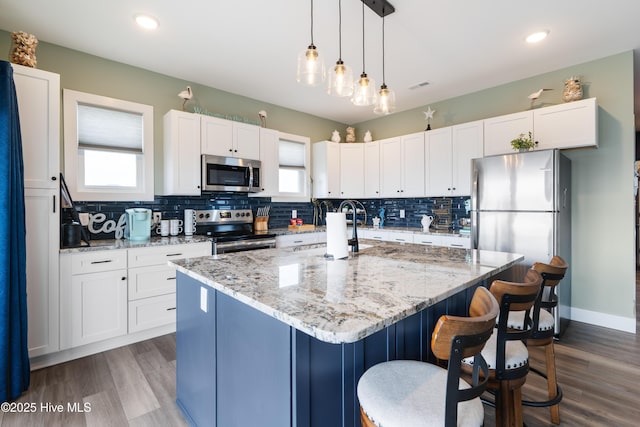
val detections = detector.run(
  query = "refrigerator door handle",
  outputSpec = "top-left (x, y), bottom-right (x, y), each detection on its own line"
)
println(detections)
top-left (563, 187), bottom-right (568, 209)
top-left (471, 167), bottom-right (478, 211)
top-left (471, 210), bottom-right (478, 249)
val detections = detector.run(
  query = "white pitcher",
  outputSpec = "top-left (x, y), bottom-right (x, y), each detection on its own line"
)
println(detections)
top-left (421, 215), bottom-right (434, 232)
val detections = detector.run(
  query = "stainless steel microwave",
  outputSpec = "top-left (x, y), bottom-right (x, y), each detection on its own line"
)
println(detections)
top-left (201, 155), bottom-right (261, 193)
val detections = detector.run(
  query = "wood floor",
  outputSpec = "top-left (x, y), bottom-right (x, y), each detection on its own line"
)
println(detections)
top-left (2, 276), bottom-right (639, 427)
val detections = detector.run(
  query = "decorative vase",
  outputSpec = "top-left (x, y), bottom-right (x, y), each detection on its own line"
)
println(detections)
top-left (10, 31), bottom-right (38, 68)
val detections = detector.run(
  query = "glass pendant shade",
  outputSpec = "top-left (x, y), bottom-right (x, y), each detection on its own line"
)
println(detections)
top-left (351, 73), bottom-right (377, 106)
top-left (296, 44), bottom-right (325, 87)
top-left (327, 60), bottom-right (354, 97)
top-left (374, 84), bottom-right (396, 115)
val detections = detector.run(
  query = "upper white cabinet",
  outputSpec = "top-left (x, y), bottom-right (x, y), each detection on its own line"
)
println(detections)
top-left (426, 127), bottom-right (453, 197)
top-left (201, 115), bottom-right (260, 160)
top-left (451, 120), bottom-right (484, 196)
top-left (339, 143), bottom-right (364, 199)
top-left (163, 110), bottom-right (201, 196)
top-left (484, 98), bottom-right (598, 156)
top-left (483, 110), bottom-right (533, 156)
top-left (533, 98), bottom-right (598, 150)
top-left (312, 141), bottom-right (340, 198)
top-left (12, 64), bottom-right (61, 358)
top-left (380, 133), bottom-right (425, 198)
top-left (363, 141), bottom-right (380, 198)
top-left (12, 64), bottom-right (60, 190)
top-left (255, 128), bottom-right (280, 196)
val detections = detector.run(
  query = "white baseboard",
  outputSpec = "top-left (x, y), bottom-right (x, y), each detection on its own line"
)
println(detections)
top-left (563, 304), bottom-right (636, 333)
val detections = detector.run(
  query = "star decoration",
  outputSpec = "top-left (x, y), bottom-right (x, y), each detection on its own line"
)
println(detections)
top-left (423, 106), bottom-right (435, 121)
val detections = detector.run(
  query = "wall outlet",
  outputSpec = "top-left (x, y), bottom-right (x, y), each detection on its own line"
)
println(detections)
top-left (399, 209), bottom-right (405, 218)
top-left (292, 210), bottom-right (297, 218)
top-left (153, 212), bottom-right (162, 224)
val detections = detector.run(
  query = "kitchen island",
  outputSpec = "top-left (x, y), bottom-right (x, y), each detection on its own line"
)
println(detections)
top-left (170, 241), bottom-right (522, 427)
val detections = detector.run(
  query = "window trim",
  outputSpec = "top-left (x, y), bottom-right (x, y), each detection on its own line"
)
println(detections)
top-left (63, 89), bottom-right (154, 201)
top-left (272, 132), bottom-right (310, 203)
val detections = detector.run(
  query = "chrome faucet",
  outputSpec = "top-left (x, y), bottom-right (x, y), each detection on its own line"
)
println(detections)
top-left (338, 200), bottom-right (360, 253)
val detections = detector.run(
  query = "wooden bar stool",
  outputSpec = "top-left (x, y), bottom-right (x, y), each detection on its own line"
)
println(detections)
top-left (463, 269), bottom-right (542, 427)
top-left (507, 256), bottom-right (568, 425)
top-left (357, 286), bottom-right (499, 427)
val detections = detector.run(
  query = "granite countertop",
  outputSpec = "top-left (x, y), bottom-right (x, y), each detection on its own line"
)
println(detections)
top-left (170, 241), bottom-right (522, 344)
top-left (59, 234), bottom-right (212, 253)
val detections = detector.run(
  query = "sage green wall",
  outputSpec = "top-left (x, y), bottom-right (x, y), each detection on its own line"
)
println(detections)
top-left (356, 51), bottom-right (636, 329)
top-left (0, 30), bottom-right (347, 191)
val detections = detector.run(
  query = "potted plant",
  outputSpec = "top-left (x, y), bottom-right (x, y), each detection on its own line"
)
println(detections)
top-left (510, 131), bottom-right (536, 151)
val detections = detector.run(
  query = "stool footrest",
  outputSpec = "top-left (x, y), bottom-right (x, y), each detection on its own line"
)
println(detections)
top-left (521, 366), bottom-right (563, 407)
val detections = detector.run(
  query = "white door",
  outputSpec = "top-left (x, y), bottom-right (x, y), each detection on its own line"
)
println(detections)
top-left (163, 110), bottom-right (201, 195)
top-left (253, 128), bottom-right (279, 196)
top-left (25, 188), bottom-right (59, 357)
top-left (339, 143), bottom-right (364, 198)
top-left (379, 137), bottom-right (402, 197)
top-left (401, 132), bottom-right (425, 197)
top-left (452, 120), bottom-right (484, 196)
top-left (364, 141), bottom-right (380, 198)
top-left (484, 111), bottom-right (533, 156)
top-left (533, 98), bottom-right (597, 150)
top-left (233, 122), bottom-right (261, 160)
top-left (426, 127), bottom-right (453, 196)
top-left (201, 115), bottom-right (233, 156)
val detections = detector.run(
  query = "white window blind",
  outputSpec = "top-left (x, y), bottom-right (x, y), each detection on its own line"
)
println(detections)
top-left (77, 104), bottom-right (144, 153)
top-left (279, 140), bottom-right (306, 167)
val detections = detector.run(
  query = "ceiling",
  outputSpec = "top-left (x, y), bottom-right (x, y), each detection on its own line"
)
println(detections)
top-left (1, 0), bottom-right (639, 127)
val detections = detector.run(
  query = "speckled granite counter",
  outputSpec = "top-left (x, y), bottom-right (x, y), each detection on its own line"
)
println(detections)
top-left (59, 235), bottom-right (211, 253)
top-left (170, 241), bottom-right (520, 344)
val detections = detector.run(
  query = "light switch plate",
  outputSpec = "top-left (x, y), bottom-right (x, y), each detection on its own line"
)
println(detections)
top-left (200, 287), bottom-right (208, 313)
top-left (400, 209), bottom-right (405, 218)
top-left (292, 210), bottom-right (297, 218)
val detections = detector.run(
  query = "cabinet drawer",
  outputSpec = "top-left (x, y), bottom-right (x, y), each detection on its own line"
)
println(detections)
top-left (276, 233), bottom-right (320, 248)
top-left (413, 234), bottom-right (443, 246)
top-left (128, 242), bottom-right (211, 268)
top-left (441, 236), bottom-right (470, 249)
top-left (386, 232), bottom-right (414, 243)
top-left (71, 250), bottom-right (127, 274)
top-left (129, 264), bottom-right (177, 300)
top-left (128, 293), bottom-right (177, 333)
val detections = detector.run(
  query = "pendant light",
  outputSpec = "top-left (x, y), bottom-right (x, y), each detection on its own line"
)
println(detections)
top-left (374, 9), bottom-right (396, 115)
top-left (327, 0), bottom-right (354, 97)
top-left (296, 0), bottom-right (325, 87)
top-left (351, 1), bottom-right (377, 106)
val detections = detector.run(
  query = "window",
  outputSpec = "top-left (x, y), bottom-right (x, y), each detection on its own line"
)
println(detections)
top-left (63, 89), bottom-right (154, 201)
top-left (277, 133), bottom-right (310, 201)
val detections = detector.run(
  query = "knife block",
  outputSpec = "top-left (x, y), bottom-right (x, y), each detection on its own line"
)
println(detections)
top-left (254, 216), bottom-right (268, 231)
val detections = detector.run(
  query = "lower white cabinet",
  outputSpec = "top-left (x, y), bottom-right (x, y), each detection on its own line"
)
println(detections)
top-left (276, 232), bottom-right (323, 248)
top-left (128, 293), bottom-right (177, 333)
top-left (360, 229), bottom-right (471, 249)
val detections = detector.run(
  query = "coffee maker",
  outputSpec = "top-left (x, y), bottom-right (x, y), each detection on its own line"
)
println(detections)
top-left (125, 208), bottom-right (152, 241)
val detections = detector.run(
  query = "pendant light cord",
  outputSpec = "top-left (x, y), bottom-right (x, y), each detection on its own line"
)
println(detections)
top-left (361, 0), bottom-right (365, 74)
top-left (381, 9), bottom-right (386, 84)
top-left (310, 0), bottom-right (315, 45)
top-left (338, 0), bottom-right (343, 60)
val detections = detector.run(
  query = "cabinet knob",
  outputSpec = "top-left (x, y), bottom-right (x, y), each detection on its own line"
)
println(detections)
top-left (121, 277), bottom-right (126, 281)
top-left (234, 149), bottom-right (238, 153)
top-left (51, 176), bottom-right (57, 181)
top-left (229, 149), bottom-right (233, 152)
top-left (197, 185), bottom-right (200, 189)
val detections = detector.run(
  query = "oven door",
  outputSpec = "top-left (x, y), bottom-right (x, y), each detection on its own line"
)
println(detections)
top-left (201, 155), bottom-right (261, 193)
top-left (214, 237), bottom-right (276, 254)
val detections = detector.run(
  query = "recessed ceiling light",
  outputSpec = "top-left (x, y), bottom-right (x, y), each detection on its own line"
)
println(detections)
top-left (526, 30), bottom-right (549, 43)
top-left (134, 14), bottom-right (159, 30)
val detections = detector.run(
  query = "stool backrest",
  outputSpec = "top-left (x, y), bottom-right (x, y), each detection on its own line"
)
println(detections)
top-left (490, 269), bottom-right (542, 378)
top-left (531, 256), bottom-right (568, 337)
top-left (431, 286), bottom-right (499, 427)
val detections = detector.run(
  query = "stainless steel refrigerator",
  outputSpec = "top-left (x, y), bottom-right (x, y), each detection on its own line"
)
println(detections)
top-left (471, 149), bottom-right (571, 336)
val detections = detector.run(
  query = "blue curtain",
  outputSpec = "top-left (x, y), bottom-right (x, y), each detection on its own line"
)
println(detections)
top-left (0, 60), bottom-right (29, 402)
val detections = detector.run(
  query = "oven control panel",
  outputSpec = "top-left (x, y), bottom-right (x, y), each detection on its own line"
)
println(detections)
top-left (195, 209), bottom-right (253, 225)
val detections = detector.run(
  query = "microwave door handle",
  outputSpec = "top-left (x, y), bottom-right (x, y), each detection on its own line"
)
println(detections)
top-left (248, 164), bottom-right (254, 190)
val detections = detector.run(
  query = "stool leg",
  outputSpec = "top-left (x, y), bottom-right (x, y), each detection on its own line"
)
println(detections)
top-left (545, 342), bottom-right (560, 424)
top-left (513, 386), bottom-right (524, 427)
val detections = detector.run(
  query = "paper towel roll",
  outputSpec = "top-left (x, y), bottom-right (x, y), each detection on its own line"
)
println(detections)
top-left (326, 212), bottom-right (349, 259)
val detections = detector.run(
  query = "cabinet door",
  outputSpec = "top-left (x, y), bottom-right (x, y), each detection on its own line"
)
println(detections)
top-left (401, 132), bottom-right (426, 197)
top-left (25, 188), bottom-right (59, 357)
top-left (253, 128), bottom-right (279, 195)
top-left (163, 110), bottom-right (201, 195)
top-left (201, 115), bottom-right (233, 156)
top-left (312, 141), bottom-right (340, 198)
top-left (484, 111), bottom-right (533, 156)
top-left (233, 122), bottom-right (261, 160)
top-left (379, 137), bottom-right (402, 197)
top-left (12, 63), bottom-right (60, 189)
top-left (339, 143), bottom-right (364, 199)
top-left (70, 269), bottom-right (128, 347)
top-left (533, 97), bottom-right (597, 150)
top-left (426, 127), bottom-right (453, 197)
top-left (364, 141), bottom-right (380, 198)
top-left (451, 120), bottom-right (484, 196)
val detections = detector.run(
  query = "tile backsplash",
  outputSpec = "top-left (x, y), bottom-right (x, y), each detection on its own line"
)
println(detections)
top-left (71, 193), bottom-right (470, 239)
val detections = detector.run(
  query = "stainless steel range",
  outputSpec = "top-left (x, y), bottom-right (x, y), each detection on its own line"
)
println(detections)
top-left (194, 209), bottom-right (276, 254)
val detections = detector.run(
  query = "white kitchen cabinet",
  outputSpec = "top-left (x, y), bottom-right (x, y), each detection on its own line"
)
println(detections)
top-left (163, 110), bottom-right (202, 196)
top-left (61, 250), bottom-right (128, 349)
top-left (483, 110), bottom-right (533, 156)
top-left (12, 64), bottom-right (60, 190)
top-left (201, 115), bottom-right (260, 160)
top-left (339, 143), bottom-right (364, 199)
top-left (426, 127), bottom-right (454, 197)
top-left (385, 231), bottom-right (414, 244)
top-left (364, 141), bottom-right (380, 198)
top-left (128, 242), bottom-right (211, 332)
top-left (440, 235), bottom-right (471, 249)
top-left (413, 234), bottom-right (443, 246)
top-left (12, 64), bottom-right (61, 358)
top-left (312, 141), bottom-right (340, 198)
top-left (276, 232), bottom-right (323, 248)
top-left (401, 132), bottom-right (426, 197)
top-left (452, 120), bottom-right (484, 196)
top-left (379, 137), bottom-right (403, 197)
top-left (253, 127), bottom-right (280, 196)
top-left (24, 189), bottom-right (59, 357)
top-left (533, 98), bottom-right (598, 150)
